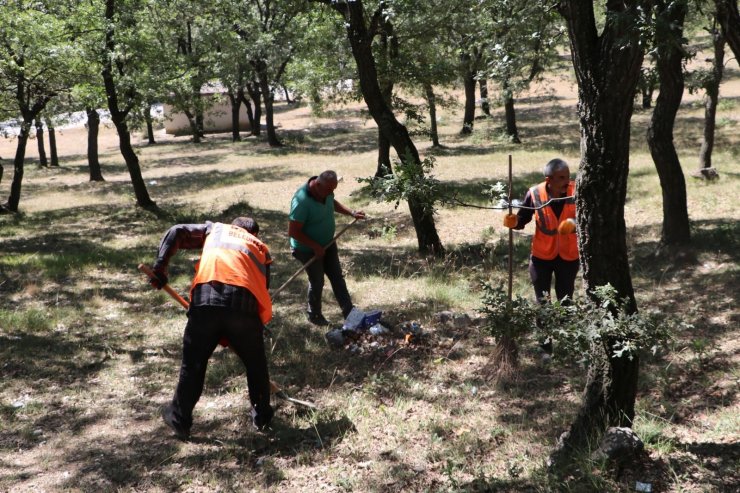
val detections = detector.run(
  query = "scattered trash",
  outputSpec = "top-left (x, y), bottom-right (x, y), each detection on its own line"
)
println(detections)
top-left (343, 307), bottom-right (384, 331)
top-left (363, 309), bottom-right (382, 327)
top-left (148, 180), bottom-right (158, 185)
top-left (343, 307), bottom-right (365, 331)
top-left (635, 481), bottom-right (652, 492)
top-left (368, 323), bottom-right (389, 336)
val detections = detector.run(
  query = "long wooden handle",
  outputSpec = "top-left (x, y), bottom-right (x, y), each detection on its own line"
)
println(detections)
top-left (271, 218), bottom-right (359, 298)
top-left (138, 263), bottom-right (190, 309)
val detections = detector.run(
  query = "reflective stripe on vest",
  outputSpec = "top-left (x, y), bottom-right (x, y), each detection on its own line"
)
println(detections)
top-left (531, 181), bottom-right (578, 261)
top-left (191, 223), bottom-right (273, 324)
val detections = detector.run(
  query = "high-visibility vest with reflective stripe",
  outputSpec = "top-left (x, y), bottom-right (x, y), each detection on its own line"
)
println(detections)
top-left (191, 223), bottom-right (273, 324)
top-left (531, 181), bottom-right (578, 261)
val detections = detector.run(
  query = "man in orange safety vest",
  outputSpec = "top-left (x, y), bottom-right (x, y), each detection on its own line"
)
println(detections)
top-left (504, 158), bottom-right (580, 305)
top-left (148, 217), bottom-right (273, 440)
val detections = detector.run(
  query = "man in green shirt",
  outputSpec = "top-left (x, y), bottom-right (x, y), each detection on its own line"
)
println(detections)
top-left (288, 170), bottom-right (365, 326)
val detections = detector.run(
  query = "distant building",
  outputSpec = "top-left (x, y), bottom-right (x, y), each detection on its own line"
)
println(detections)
top-left (163, 84), bottom-right (252, 136)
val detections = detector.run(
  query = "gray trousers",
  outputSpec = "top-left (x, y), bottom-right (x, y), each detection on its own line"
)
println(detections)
top-left (292, 243), bottom-right (353, 318)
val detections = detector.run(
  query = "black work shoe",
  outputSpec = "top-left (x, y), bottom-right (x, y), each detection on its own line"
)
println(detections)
top-left (162, 405), bottom-right (190, 441)
top-left (307, 313), bottom-right (331, 326)
top-left (251, 405), bottom-right (274, 431)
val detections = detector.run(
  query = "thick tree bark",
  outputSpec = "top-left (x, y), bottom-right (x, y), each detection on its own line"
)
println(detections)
top-left (86, 108), bottom-right (104, 182)
top-left (283, 85), bottom-right (293, 104)
top-left (699, 27), bottom-right (725, 172)
top-left (479, 79), bottom-right (491, 116)
top-left (102, 0), bottom-right (154, 209)
top-left (647, 0), bottom-right (691, 246)
top-left (503, 80), bottom-right (521, 144)
top-left (324, 0), bottom-right (443, 255)
top-left (182, 108), bottom-right (201, 143)
top-left (144, 104), bottom-right (156, 144)
top-left (255, 63), bottom-right (281, 147)
top-left (375, 24), bottom-right (396, 177)
top-left (240, 89), bottom-right (255, 134)
top-left (375, 133), bottom-right (392, 177)
top-left (550, 0), bottom-right (647, 466)
top-left (247, 82), bottom-right (262, 136)
top-left (424, 82), bottom-right (441, 148)
top-left (503, 95), bottom-right (521, 143)
top-left (35, 118), bottom-right (48, 167)
top-left (4, 120), bottom-right (33, 212)
top-left (461, 67), bottom-right (476, 134)
top-left (227, 90), bottom-right (242, 142)
top-left (716, 0), bottom-right (740, 66)
top-left (46, 119), bottom-right (59, 167)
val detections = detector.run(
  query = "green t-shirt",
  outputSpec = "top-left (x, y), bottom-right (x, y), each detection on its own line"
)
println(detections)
top-left (289, 179), bottom-right (336, 253)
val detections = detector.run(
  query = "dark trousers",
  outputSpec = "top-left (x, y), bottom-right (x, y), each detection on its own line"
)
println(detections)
top-left (529, 255), bottom-right (580, 304)
top-left (168, 306), bottom-right (271, 431)
top-left (292, 243), bottom-right (353, 318)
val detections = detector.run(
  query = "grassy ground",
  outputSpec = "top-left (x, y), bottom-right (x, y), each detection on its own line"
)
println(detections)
top-left (1, 65), bottom-right (738, 491)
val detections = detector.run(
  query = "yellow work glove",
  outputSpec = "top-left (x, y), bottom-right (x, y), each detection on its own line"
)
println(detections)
top-left (558, 218), bottom-right (576, 235)
top-left (503, 213), bottom-right (518, 229)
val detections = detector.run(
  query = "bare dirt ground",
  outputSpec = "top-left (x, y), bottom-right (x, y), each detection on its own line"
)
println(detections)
top-left (1, 56), bottom-right (738, 492)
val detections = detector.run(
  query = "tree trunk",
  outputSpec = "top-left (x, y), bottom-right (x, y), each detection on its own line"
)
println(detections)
top-left (86, 108), bottom-right (104, 182)
top-left (503, 81), bottom-right (521, 144)
top-left (256, 64), bottom-right (281, 147)
top-left (479, 79), bottom-right (491, 116)
top-left (283, 85), bottom-right (293, 104)
top-left (327, 0), bottom-right (443, 255)
top-left (45, 117), bottom-right (59, 167)
top-left (227, 90), bottom-right (242, 142)
top-left (642, 88), bottom-right (653, 108)
top-left (699, 27), bottom-right (725, 172)
top-left (375, 133), bottom-right (392, 177)
top-left (4, 119), bottom-right (33, 212)
top-left (195, 111), bottom-right (205, 139)
top-left (240, 89), bottom-right (255, 134)
top-left (35, 118), bottom-right (48, 167)
top-left (716, 0), bottom-right (740, 67)
top-left (183, 109), bottom-right (201, 143)
top-left (102, 0), bottom-right (154, 209)
top-left (247, 82), bottom-right (262, 136)
top-left (424, 82), bottom-right (441, 148)
top-left (551, 0), bottom-right (647, 466)
top-left (647, 0), bottom-right (691, 247)
top-left (144, 104), bottom-right (156, 144)
top-left (461, 68), bottom-right (476, 134)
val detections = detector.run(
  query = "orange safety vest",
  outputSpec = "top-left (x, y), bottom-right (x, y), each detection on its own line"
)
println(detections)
top-left (191, 223), bottom-right (273, 324)
top-left (530, 181), bottom-right (578, 261)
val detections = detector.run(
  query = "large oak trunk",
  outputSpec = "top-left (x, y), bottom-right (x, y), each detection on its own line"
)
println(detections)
top-left (551, 0), bottom-right (647, 466)
top-left (256, 65), bottom-right (281, 147)
top-left (424, 83), bottom-right (441, 148)
top-left (460, 69), bottom-right (476, 134)
top-left (86, 108), bottom-right (104, 182)
top-left (4, 120), bottom-right (32, 212)
top-left (699, 28), bottom-right (725, 172)
top-left (328, 0), bottom-right (443, 255)
top-left (46, 118), bottom-right (59, 167)
top-left (102, 0), bottom-right (154, 209)
top-left (716, 0), bottom-right (740, 66)
top-left (479, 79), bottom-right (491, 116)
top-left (647, 0), bottom-right (691, 246)
top-left (247, 82), bottom-right (262, 136)
top-left (35, 119), bottom-right (48, 167)
top-left (228, 90), bottom-right (242, 142)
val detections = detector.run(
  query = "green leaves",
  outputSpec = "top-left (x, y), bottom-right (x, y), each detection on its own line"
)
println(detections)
top-left (358, 154), bottom-right (441, 215)
top-left (478, 282), bottom-right (676, 363)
